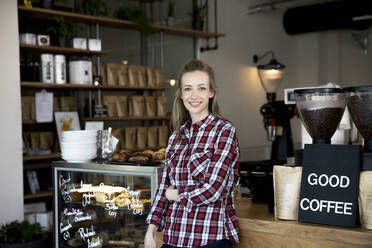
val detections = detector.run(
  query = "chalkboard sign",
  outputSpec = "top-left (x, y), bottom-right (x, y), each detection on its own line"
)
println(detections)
top-left (298, 144), bottom-right (361, 227)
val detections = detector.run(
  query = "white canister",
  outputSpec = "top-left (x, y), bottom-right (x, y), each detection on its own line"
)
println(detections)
top-left (20, 33), bottom-right (36, 45)
top-left (37, 35), bottom-right (50, 46)
top-left (73, 38), bottom-right (87, 49)
top-left (40, 54), bottom-right (54, 83)
top-left (54, 55), bottom-right (66, 84)
top-left (69, 60), bottom-right (92, 85)
top-left (88, 39), bottom-right (101, 51)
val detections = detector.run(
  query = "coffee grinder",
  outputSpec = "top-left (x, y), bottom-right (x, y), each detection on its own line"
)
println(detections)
top-left (294, 88), bottom-right (361, 227)
top-left (345, 86), bottom-right (372, 170)
top-left (253, 51), bottom-right (295, 164)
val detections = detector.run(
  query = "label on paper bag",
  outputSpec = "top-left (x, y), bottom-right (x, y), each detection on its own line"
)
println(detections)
top-left (36, 91), bottom-right (53, 123)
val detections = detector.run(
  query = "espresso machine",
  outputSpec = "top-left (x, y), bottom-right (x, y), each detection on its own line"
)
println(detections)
top-left (254, 51), bottom-right (295, 163)
top-left (238, 52), bottom-right (295, 212)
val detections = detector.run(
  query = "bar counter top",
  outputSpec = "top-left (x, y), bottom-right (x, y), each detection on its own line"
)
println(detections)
top-left (235, 197), bottom-right (372, 248)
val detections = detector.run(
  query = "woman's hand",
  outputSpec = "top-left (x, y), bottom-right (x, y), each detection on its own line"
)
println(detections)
top-left (144, 224), bottom-right (157, 248)
top-left (165, 185), bottom-right (180, 202)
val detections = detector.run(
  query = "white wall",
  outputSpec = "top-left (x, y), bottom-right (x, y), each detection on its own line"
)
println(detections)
top-left (202, 0), bottom-right (297, 160)
top-left (202, 0), bottom-right (372, 160)
top-left (0, 0), bottom-right (23, 223)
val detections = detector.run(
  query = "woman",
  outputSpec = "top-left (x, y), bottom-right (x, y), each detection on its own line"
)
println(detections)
top-left (145, 60), bottom-right (240, 248)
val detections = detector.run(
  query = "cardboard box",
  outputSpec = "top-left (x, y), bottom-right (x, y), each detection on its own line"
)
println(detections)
top-left (69, 60), bottom-right (92, 84)
top-left (73, 38), bottom-right (87, 49)
top-left (37, 35), bottom-right (50, 46)
top-left (36, 211), bottom-right (53, 230)
top-left (88, 39), bottom-right (101, 51)
top-left (24, 202), bottom-right (47, 213)
top-left (20, 33), bottom-right (36, 45)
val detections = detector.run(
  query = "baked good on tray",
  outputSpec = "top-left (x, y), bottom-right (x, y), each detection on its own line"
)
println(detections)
top-left (128, 156), bottom-right (150, 164)
top-left (108, 147), bottom-right (166, 163)
top-left (93, 185), bottom-right (128, 203)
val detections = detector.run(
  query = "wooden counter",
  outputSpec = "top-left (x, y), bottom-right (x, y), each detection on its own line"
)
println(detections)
top-left (235, 197), bottom-right (372, 248)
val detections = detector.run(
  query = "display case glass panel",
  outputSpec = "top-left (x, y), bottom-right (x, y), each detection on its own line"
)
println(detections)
top-left (53, 162), bottom-right (162, 248)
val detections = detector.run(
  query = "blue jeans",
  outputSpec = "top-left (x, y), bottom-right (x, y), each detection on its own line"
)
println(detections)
top-left (161, 239), bottom-right (232, 248)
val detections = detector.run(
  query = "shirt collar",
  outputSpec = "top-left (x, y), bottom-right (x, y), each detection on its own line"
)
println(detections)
top-left (180, 114), bottom-right (215, 137)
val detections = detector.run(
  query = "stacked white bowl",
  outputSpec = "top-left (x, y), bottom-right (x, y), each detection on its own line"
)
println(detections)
top-left (61, 130), bottom-right (97, 163)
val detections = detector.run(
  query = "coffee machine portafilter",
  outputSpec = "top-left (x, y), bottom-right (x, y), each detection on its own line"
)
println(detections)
top-left (260, 93), bottom-right (296, 163)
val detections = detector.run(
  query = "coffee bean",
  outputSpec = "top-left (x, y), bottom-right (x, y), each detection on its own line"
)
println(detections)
top-left (348, 95), bottom-right (372, 139)
top-left (300, 108), bottom-right (345, 141)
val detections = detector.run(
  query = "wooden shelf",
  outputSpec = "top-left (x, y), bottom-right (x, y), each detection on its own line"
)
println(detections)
top-left (24, 190), bottom-right (53, 200)
top-left (41, 229), bottom-right (53, 234)
top-left (18, 6), bottom-right (225, 38)
top-left (21, 82), bottom-right (168, 90)
top-left (20, 43), bottom-right (108, 55)
top-left (23, 153), bottom-right (61, 162)
top-left (22, 120), bottom-right (54, 124)
top-left (82, 116), bottom-right (170, 121)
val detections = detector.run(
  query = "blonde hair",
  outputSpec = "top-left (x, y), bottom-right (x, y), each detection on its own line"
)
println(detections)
top-left (172, 60), bottom-right (225, 140)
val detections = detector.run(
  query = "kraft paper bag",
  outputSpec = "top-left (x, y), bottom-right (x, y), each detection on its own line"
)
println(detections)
top-left (102, 96), bottom-right (117, 117)
top-left (153, 67), bottom-right (165, 86)
top-left (112, 128), bottom-right (125, 150)
top-left (137, 127), bottom-right (147, 150)
top-left (106, 64), bottom-right (120, 86)
top-left (146, 67), bottom-right (155, 87)
top-left (60, 96), bottom-right (78, 111)
top-left (273, 165), bottom-right (302, 220)
top-left (22, 96), bottom-right (36, 121)
top-left (359, 171), bottom-right (372, 229)
top-left (39, 132), bottom-right (54, 151)
top-left (116, 96), bottom-right (128, 117)
top-left (118, 64), bottom-right (129, 86)
top-left (54, 97), bottom-right (61, 112)
top-left (147, 126), bottom-right (158, 148)
top-left (131, 95), bottom-right (145, 117)
top-left (128, 65), bottom-right (145, 87)
top-left (145, 96), bottom-right (156, 116)
top-left (125, 127), bottom-right (137, 149)
top-left (158, 126), bottom-right (169, 148)
top-left (30, 132), bottom-right (40, 151)
top-left (157, 96), bottom-right (168, 116)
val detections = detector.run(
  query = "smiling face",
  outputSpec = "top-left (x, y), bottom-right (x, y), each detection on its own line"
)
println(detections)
top-left (180, 70), bottom-right (215, 124)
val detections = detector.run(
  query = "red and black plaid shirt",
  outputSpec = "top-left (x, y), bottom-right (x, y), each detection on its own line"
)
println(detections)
top-left (146, 114), bottom-right (240, 247)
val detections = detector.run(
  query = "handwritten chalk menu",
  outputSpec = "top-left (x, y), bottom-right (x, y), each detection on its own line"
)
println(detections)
top-left (58, 174), bottom-right (146, 247)
top-left (298, 144), bottom-right (361, 227)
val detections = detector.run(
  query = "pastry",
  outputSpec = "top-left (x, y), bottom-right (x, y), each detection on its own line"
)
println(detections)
top-left (93, 186), bottom-right (127, 203)
top-left (153, 151), bottom-right (165, 161)
top-left (119, 149), bottom-right (133, 156)
top-left (128, 156), bottom-right (149, 164)
top-left (115, 197), bottom-right (131, 208)
top-left (130, 152), bottom-right (152, 159)
top-left (109, 153), bottom-right (129, 162)
top-left (157, 148), bottom-right (166, 153)
top-left (143, 150), bottom-right (154, 159)
top-left (69, 187), bottom-right (94, 202)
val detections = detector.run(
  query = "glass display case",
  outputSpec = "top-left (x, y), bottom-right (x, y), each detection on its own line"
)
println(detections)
top-left (53, 162), bottom-right (163, 248)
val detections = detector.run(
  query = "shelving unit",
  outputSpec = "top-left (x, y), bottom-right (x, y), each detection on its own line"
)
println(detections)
top-left (18, 5), bottom-right (225, 239)
top-left (24, 190), bottom-right (53, 200)
top-left (82, 116), bottom-right (170, 121)
top-left (20, 43), bottom-right (108, 55)
top-left (18, 6), bottom-right (225, 38)
top-left (21, 81), bottom-right (168, 90)
top-left (23, 154), bottom-right (61, 162)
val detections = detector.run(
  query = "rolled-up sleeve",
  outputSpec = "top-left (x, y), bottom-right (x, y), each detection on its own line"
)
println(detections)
top-left (178, 126), bottom-right (238, 212)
